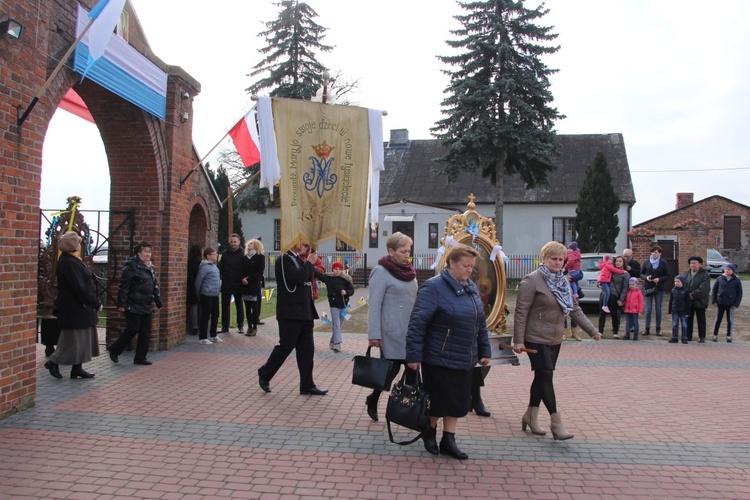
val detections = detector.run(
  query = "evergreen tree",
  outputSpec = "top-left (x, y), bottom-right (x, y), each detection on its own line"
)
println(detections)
top-left (574, 151), bottom-right (619, 253)
top-left (432, 0), bottom-right (564, 241)
top-left (208, 164), bottom-right (244, 251)
top-left (247, 1), bottom-right (333, 100)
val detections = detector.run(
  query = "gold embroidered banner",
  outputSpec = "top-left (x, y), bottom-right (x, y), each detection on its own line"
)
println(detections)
top-left (273, 97), bottom-right (370, 252)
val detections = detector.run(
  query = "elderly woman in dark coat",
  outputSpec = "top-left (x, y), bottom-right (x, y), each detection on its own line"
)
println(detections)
top-left (406, 244), bottom-right (491, 460)
top-left (44, 231), bottom-right (102, 379)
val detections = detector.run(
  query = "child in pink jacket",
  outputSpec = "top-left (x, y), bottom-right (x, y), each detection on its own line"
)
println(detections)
top-left (623, 277), bottom-right (644, 340)
top-left (598, 255), bottom-right (627, 313)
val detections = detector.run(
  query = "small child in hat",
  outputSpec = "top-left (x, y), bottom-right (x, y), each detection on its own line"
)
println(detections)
top-left (668, 275), bottom-right (691, 344)
top-left (313, 261), bottom-right (355, 352)
top-left (623, 277), bottom-right (644, 340)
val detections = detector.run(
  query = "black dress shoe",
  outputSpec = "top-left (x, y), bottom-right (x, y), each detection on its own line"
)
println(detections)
top-left (681, 339), bottom-right (688, 344)
top-left (668, 338), bottom-right (678, 343)
top-left (300, 387), bottom-right (328, 395)
top-left (258, 369), bottom-right (271, 393)
top-left (108, 346), bottom-right (119, 363)
top-left (472, 399), bottom-right (492, 417)
top-left (70, 364), bottom-right (95, 379)
top-left (44, 361), bottom-right (63, 379)
top-left (133, 359), bottom-right (152, 366)
top-left (44, 345), bottom-right (55, 357)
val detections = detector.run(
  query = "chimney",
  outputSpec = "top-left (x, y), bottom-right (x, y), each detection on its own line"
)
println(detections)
top-left (676, 193), bottom-right (694, 210)
top-left (388, 129), bottom-right (409, 147)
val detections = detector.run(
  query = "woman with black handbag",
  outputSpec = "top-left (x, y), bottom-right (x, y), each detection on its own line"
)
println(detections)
top-left (366, 232), bottom-right (418, 421)
top-left (405, 244), bottom-right (491, 460)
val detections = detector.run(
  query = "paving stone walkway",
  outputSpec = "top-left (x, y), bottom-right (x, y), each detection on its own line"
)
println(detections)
top-left (1, 310), bottom-right (749, 499)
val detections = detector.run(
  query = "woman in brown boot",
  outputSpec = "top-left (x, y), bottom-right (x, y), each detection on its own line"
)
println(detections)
top-left (514, 242), bottom-right (602, 440)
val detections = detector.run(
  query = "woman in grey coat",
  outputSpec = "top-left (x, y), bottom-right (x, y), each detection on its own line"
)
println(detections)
top-left (365, 232), bottom-right (418, 422)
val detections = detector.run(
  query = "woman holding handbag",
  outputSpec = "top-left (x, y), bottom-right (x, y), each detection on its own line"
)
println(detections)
top-left (406, 244), bottom-right (492, 460)
top-left (365, 232), bottom-right (418, 422)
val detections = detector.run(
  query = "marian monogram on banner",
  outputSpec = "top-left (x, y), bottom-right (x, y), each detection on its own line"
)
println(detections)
top-left (273, 98), bottom-right (370, 252)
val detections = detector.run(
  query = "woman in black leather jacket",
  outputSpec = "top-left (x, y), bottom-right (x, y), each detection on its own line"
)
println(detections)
top-left (108, 241), bottom-right (163, 365)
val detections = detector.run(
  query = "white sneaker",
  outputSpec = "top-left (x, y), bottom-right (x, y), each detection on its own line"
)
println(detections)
top-left (198, 339), bottom-right (213, 345)
top-left (211, 336), bottom-right (224, 343)
top-left (602, 306), bottom-right (610, 313)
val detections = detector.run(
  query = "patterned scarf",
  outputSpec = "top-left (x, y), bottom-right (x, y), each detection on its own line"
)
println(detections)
top-left (538, 264), bottom-right (574, 316)
top-left (378, 255), bottom-right (416, 282)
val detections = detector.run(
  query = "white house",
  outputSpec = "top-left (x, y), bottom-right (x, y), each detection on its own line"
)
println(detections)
top-left (238, 130), bottom-right (636, 266)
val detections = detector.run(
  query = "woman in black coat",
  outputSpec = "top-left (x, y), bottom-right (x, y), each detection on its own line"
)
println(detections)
top-left (109, 241), bottom-right (163, 365)
top-left (241, 239), bottom-right (266, 337)
top-left (44, 231), bottom-right (102, 379)
top-left (641, 245), bottom-right (671, 335)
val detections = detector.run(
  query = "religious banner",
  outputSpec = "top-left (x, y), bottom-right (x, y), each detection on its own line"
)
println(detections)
top-left (273, 98), bottom-right (370, 252)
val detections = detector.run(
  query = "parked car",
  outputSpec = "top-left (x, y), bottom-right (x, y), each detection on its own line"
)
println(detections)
top-left (576, 253), bottom-right (608, 304)
top-left (707, 249), bottom-right (729, 276)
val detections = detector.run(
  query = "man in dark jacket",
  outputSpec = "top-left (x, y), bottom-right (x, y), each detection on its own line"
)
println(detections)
top-left (109, 241), bottom-right (163, 365)
top-left (257, 244), bottom-right (328, 396)
top-left (683, 256), bottom-right (711, 342)
top-left (218, 233), bottom-right (245, 333)
top-left (623, 248), bottom-right (641, 280)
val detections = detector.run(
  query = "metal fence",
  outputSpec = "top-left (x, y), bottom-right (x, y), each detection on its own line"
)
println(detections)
top-left (264, 251), bottom-right (541, 287)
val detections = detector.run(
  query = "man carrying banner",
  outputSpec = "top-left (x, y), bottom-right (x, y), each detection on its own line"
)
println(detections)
top-left (257, 244), bottom-right (328, 396)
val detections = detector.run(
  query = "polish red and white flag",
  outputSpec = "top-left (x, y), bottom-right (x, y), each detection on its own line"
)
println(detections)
top-left (228, 106), bottom-right (261, 167)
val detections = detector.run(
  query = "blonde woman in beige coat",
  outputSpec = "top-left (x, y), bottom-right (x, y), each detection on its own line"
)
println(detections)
top-left (513, 241), bottom-right (602, 440)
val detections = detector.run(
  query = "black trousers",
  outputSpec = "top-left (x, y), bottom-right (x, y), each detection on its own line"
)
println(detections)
top-left (111, 311), bottom-right (152, 362)
top-left (199, 294), bottom-right (219, 340)
top-left (221, 289), bottom-right (244, 330)
top-left (598, 295), bottom-right (622, 334)
top-left (259, 318), bottom-right (315, 390)
top-left (243, 298), bottom-right (261, 329)
top-left (686, 305), bottom-right (706, 341)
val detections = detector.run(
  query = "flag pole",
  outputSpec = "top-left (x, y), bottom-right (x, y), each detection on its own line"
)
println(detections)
top-left (16, 18), bottom-right (96, 131)
top-left (178, 129), bottom-right (232, 187)
top-left (221, 171), bottom-right (260, 206)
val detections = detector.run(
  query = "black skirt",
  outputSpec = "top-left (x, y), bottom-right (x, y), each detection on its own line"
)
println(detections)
top-left (525, 341), bottom-right (561, 371)
top-left (421, 364), bottom-right (472, 418)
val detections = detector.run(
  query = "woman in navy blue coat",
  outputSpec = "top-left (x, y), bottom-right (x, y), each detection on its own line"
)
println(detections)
top-left (406, 245), bottom-right (491, 460)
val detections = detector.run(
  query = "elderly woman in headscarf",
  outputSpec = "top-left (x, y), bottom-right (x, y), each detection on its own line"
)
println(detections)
top-left (44, 231), bottom-right (102, 379)
top-left (513, 241), bottom-right (602, 440)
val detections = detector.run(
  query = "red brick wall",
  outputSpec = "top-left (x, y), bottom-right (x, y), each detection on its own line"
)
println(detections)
top-left (630, 196), bottom-right (750, 271)
top-left (0, 0), bottom-right (217, 417)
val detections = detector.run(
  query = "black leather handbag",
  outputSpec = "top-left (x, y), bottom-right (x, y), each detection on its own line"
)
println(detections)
top-left (351, 346), bottom-right (398, 391)
top-left (385, 368), bottom-right (431, 445)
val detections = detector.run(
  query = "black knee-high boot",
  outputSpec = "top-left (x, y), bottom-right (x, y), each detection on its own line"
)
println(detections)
top-left (471, 369), bottom-right (491, 417)
top-left (365, 390), bottom-right (380, 421)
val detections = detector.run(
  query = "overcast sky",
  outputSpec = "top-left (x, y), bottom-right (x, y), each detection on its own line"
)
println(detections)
top-left (42, 0), bottom-right (750, 231)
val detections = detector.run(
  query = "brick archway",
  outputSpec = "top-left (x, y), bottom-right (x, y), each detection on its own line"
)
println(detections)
top-left (0, 0), bottom-right (220, 417)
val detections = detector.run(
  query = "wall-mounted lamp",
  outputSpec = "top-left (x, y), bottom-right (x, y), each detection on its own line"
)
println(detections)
top-left (180, 112), bottom-right (189, 123)
top-left (0, 17), bottom-right (23, 39)
top-left (181, 92), bottom-right (190, 100)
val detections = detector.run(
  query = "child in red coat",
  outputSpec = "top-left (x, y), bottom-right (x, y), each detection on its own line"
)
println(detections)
top-left (623, 277), bottom-right (644, 340)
